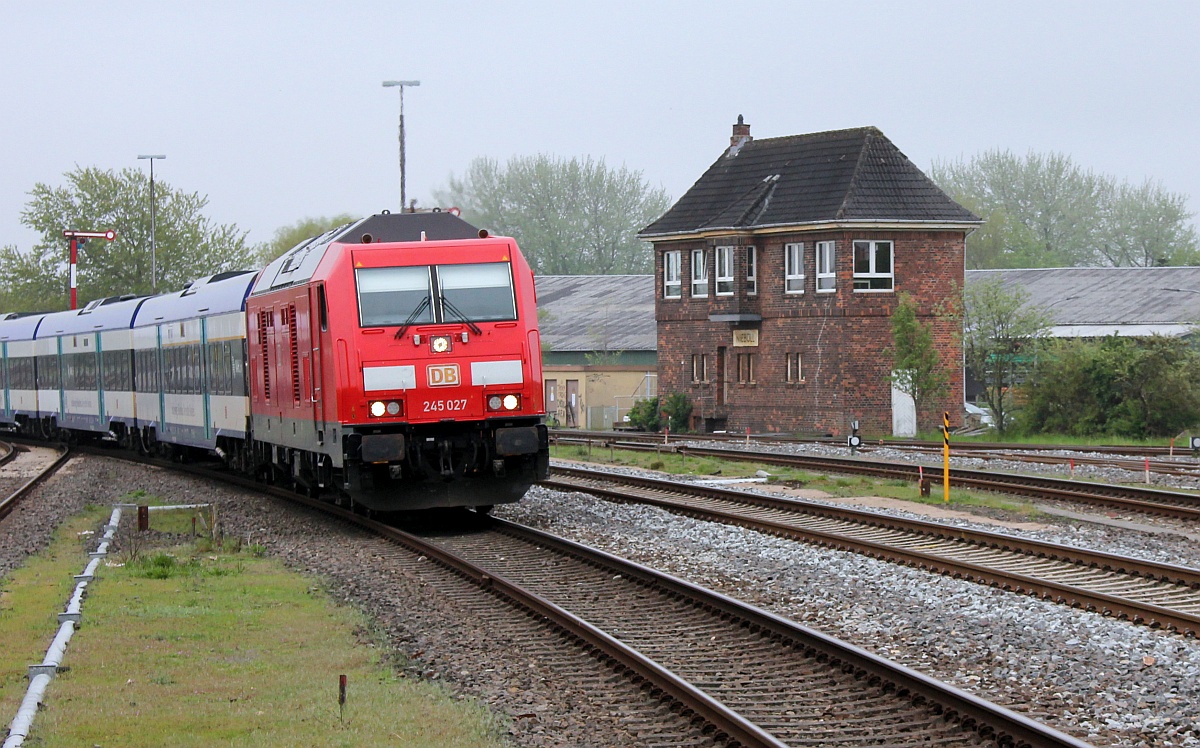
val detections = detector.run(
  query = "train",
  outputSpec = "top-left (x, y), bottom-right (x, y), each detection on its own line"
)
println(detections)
top-left (0, 211), bottom-right (549, 512)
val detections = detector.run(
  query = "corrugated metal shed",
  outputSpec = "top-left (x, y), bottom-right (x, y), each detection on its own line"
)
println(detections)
top-left (535, 275), bottom-right (655, 352)
top-left (965, 267), bottom-right (1200, 337)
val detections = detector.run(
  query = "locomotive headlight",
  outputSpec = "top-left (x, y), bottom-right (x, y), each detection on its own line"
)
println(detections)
top-left (430, 335), bottom-right (451, 353)
top-left (386, 401), bottom-right (401, 415)
top-left (370, 401), bottom-right (387, 417)
top-left (487, 395), bottom-right (503, 411)
top-left (502, 394), bottom-right (520, 411)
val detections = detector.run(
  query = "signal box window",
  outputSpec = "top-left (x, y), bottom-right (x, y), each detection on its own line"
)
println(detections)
top-left (691, 249), bottom-right (708, 297)
top-left (785, 243), bottom-right (804, 293)
top-left (438, 263), bottom-right (516, 322)
top-left (853, 240), bottom-right (893, 291)
top-left (816, 241), bottom-right (836, 292)
top-left (663, 250), bottom-right (681, 298)
top-left (357, 266), bottom-right (433, 327)
top-left (691, 353), bottom-right (708, 383)
top-left (715, 246), bottom-right (734, 296)
top-left (746, 246), bottom-right (757, 296)
top-left (736, 353), bottom-right (755, 384)
top-left (786, 352), bottom-right (803, 383)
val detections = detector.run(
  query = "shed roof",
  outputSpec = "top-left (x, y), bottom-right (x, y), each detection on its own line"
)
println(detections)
top-left (965, 267), bottom-right (1200, 337)
top-left (642, 126), bottom-right (979, 238)
top-left (535, 275), bottom-right (655, 353)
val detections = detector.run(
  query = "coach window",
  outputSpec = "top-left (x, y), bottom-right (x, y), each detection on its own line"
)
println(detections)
top-left (437, 262), bottom-right (516, 322)
top-left (356, 266), bottom-right (432, 327)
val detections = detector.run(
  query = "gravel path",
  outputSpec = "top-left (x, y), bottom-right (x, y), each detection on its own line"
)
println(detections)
top-left (6, 450), bottom-right (1200, 747)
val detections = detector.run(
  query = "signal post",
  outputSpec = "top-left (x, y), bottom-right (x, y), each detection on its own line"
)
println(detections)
top-left (62, 229), bottom-right (116, 309)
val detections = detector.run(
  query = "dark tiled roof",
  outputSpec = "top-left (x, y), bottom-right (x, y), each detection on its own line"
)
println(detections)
top-left (535, 275), bottom-right (655, 352)
top-left (642, 127), bottom-right (979, 237)
top-left (965, 267), bottom-right (1200, 334)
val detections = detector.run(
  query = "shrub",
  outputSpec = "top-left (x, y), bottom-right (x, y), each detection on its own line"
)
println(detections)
top-left (627, 397), bottom-right (661, 432)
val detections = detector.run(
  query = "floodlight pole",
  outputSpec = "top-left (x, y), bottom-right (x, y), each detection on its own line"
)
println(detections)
top-left (382, 80), bottom-right (420, 211)
top-left (137, 154), bottom-right (166, 292)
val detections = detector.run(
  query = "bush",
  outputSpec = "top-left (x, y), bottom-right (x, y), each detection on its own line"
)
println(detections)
top-left (1019, 335), bottom-right (1200, 438)
top-left (626, 397), bottom-right (661, 431)
top-left (661, 392), bottom-right (693, 432)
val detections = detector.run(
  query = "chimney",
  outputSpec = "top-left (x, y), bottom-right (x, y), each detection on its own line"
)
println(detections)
top-left (730, 114), bottom-right (752, 148)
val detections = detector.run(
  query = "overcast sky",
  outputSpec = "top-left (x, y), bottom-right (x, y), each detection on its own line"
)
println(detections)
top-left (3, 1), bottom-right (1198, 256)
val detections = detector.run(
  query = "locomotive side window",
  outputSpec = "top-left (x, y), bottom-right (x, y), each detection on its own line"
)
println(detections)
top-left (356, 267), bottom-right (433, 327)
top-left (437, 262), bottom-right (516, 322)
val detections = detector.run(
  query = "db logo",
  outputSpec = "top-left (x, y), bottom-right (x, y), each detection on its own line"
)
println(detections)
top-left (427, 364), bottom-right (460, 387)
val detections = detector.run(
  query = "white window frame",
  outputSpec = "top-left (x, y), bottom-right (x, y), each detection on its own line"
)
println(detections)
top-left (715, 245), bottom-right (734, 296)
top-left (745, 246), bottom-right (757, 296)
top-left (691, 249), bottom-right (709, 297)
top-left (786, 352), bottom-right (803, 383)
top-left (816, 241), bottom-right (836, 292)
top-left (785, 242), bottom-right (805, 294)
top-left (853, 240), bottom-right (894, 292)
top-left (663, 250), bottom-right (681, 299)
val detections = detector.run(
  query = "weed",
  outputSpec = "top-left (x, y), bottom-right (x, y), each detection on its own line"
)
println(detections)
top-left (247, 543), bottom-right (268, 558)
top-left (648, 460), bottom-right (664, 470)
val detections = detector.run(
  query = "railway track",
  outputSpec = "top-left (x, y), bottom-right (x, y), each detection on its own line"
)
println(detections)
top-left (551, 428), bottom-right (1186, 458)
top-left (78, 447), bottom-right (1091, 747)
top-left (558, 434), bottom-right (1200, 520)
top-left (545, 465), bottom-right (1200, 637)
top-left (0, 441), bottom-right (70, 522)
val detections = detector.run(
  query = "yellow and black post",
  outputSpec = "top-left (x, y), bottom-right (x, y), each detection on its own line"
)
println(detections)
top-left (942, 411), bottom-right (951, 503)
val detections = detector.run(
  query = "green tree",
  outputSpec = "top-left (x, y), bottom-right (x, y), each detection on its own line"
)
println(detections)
top-left (1020, 336), bottom-right (1200, 438)
top-left (888, 293), bottom-right (951, 431)
top-left (259, 213), bottom-right (359, 264)
top-left (962, 277), bottom-right (1051, 434)
top-left (433, 154), bottom-right (671, 275)
top-left (931, 150), bottom-right (1198, 269)
top-left (4, 166), bottom-right (255, 311)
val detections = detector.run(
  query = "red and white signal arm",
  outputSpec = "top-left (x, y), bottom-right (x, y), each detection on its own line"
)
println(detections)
top-left (63, 229), bottom-right (117, 241)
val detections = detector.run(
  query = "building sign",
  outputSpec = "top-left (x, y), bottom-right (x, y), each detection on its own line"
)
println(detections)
top-left (732, 329), bottom-right (759, 347)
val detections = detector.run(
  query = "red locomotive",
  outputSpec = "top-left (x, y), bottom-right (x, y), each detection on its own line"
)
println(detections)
top-left (246, 211), bottom-right (548, 511)
top-left (0, 211), bottom-right (549, 513)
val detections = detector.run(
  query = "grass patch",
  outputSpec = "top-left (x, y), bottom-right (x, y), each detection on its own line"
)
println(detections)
top-left (551, 445), bottom-right (1040, 516)
top-left (1, 513), bottom-right (508, 747)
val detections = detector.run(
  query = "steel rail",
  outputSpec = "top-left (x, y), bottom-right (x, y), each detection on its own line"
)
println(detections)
top-left (0, 443), bottom-right (71, 522)
top-left (545, 466), bottom-right (1200, 636)
top-left (550, 428), bottom-right (1182, 457)
top-left (78, 447), bottom-right (1092, 747)
top-left (664, 444), bottom-right (1200, 520)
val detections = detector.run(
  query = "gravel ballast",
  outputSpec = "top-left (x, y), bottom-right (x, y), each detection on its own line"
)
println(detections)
top-left (6, 450), bottom-right (1200, 747)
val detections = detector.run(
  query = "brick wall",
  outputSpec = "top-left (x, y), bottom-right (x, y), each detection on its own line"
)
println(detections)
top-left (654, 229), bottom-right (965, 437)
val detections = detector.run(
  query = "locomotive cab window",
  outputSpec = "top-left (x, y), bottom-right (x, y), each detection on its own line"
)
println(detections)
top-left (356, 267), bottom-right (434, 327)
top-left (436, 262), bottom-right (516, 322)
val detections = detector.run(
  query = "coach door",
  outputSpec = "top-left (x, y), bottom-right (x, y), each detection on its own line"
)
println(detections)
top-left (309, 284), bottom-right (327, 445)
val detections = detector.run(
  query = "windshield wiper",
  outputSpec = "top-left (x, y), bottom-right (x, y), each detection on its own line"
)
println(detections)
top-left (440, 296), bottom-right (483, 335)
top-left (395, 296), bottom-right (431, 340)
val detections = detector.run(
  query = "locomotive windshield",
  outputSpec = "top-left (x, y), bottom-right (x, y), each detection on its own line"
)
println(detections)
top-left (357, 267), bottom-right (434, 327)
top-left (355, 262), bottom-right (516, 327)
top-left (437, 263), bottom-right (516, 322)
